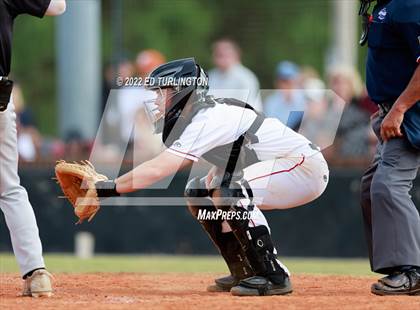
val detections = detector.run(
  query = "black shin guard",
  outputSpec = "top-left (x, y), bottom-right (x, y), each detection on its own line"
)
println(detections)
top-left (211, 186), bottom-right (287, 285)
top-left (185, 177), bottom-right (253, 280)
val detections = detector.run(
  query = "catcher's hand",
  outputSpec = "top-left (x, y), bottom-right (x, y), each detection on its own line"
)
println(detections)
top-left (55, 160), bottom-right (109, 224)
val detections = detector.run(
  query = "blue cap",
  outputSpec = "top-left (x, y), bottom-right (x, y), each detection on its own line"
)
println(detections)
top-left (276, 61), bottom-right (300, 80)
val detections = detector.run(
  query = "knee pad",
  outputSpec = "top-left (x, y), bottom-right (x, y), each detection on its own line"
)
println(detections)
top-left (209, 172), bottom-right (254, 213)
top-left (185, 177), bottom-right (210, 218)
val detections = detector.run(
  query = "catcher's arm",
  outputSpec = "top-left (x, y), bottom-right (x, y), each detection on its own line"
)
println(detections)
top-left (115, 151), bottom-right (192, 193)
top-left (54, 152), bottom-right (190, 223)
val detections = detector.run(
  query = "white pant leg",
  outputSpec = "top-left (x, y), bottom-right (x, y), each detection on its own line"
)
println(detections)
top-left (0, 103), bottom-right (44, 276)
top-left (244, 153), bottom-right (329, 210)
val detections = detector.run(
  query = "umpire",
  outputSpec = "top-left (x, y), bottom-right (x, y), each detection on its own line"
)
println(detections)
top-left (359, 0), bottom-right (420, 295)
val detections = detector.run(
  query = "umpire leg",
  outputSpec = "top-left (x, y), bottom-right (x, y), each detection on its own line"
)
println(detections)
top-left (371, 138), bottom-right (420, 273)
top-left (361, 113), bottom-right (420, 274)
top-left (360, 147), bottom-right (380, 270)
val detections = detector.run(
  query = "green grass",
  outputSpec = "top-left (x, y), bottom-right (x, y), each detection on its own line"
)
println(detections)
top-left (0, 253), bottom-right (374, 276)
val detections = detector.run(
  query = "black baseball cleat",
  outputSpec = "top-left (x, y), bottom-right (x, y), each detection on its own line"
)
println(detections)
top-left (230, 275), bottom-right (293, 296)
top-left (371, 269), bottom-right (420, 296)
top-left (207, 275), bottom-right (240, 292)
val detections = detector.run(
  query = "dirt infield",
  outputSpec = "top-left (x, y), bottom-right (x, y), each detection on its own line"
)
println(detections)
top-left (1, 273), bottom-right (420, 310)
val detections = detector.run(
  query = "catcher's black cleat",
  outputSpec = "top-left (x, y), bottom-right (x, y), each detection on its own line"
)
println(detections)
top-left (230, 275), bottom-right (293, 296)
top-left (371, 269), bottom-right (420, 296)
top-left (207, 275), bottom-right (240, 292)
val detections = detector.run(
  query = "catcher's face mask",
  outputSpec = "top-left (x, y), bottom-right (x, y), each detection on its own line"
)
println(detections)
top-left (143, 87), bottom-right (178, 133)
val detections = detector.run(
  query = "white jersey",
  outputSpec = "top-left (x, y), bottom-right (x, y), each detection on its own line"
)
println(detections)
top-left (166, 103), bottom-right (318, 163)
top-left (165, 101), bottom-right (329, 278)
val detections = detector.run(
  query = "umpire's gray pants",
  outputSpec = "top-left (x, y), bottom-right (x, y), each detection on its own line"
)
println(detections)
top-left (360, 112), bottom-right (420, 274)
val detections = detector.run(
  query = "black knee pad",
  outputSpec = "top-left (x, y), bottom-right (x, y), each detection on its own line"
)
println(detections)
top-left (185, 177), bottom-right (212, 218)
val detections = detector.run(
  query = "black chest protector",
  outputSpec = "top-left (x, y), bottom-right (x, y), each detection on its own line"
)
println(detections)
top-left (162, 96), bottom-right (264, 172)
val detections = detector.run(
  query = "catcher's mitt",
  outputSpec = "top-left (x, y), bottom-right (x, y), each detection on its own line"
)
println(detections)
top-left (55, 160), bottom-right (108, 224)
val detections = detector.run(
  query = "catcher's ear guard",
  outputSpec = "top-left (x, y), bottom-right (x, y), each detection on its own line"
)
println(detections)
top-left (0, 78), bottom-right (13, 112)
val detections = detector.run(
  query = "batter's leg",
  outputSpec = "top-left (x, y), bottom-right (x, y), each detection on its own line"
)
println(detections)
top-left (0, 103), bottom-right (45, 276)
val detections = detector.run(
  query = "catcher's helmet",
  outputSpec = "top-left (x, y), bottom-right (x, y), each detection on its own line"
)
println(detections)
top-left (144, 58), bottom-right (208, 133)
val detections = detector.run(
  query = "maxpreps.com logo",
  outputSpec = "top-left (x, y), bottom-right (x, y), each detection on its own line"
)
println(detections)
top-left (378, 8), bottom-right (387, 21)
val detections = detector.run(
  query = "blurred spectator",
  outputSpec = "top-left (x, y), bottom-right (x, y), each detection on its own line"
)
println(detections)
top-left (102, 51), bottom-right (165, 163)
top-left (298, 65), bottom-right (321, 86)
top-left (102, 63), bottom-right (115, 112)
top-left (116, 58), bottom-right (135, 82)
top-left (326, 65), bottom-right (373, 166)
top-left (131, 50), bottom-right (166, 162)
top-left (328, 65), bottom-right (364, 105)
top-left (103, 59), bottom-right (137, 142)
top-left (299, 78), bottom-right (333, 148)
top-left (12, 84), bottom-right (42, 162)
top-left (358, 87), bottom-right (378, 115)
top-left (122, 50), bottom-right (166, 139)
top-left (132, 107), bottom-right (163, 164)
top-left (208, 38), bottom-right (262, 111)
top-left (263, 61), bottom-right (306, 131)
top-left (135, 49), bottom-right (166, 79)
top-left (63, 129), bottom-right (91, 161)
top-left (102, 58), bottom-right (135, 112)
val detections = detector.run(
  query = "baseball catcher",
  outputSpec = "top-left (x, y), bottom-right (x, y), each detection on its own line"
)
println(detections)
top-left (56, 58), bottom-right (329, 296)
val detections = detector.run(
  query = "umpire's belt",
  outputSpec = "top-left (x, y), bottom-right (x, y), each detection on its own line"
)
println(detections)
top-left (378, 101), bottom-right (393, 116)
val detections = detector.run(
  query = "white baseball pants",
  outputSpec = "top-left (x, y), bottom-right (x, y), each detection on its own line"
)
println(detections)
top-left (0, 102), bottom-right (45, 276)
top-left (222, 151), bottom-right (329, 231)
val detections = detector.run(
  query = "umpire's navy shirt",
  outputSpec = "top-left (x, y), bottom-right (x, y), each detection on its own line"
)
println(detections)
top-left (366, 0), bottom-right (420, 104)
top-left (0, 0), bottom-right (51, 76)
